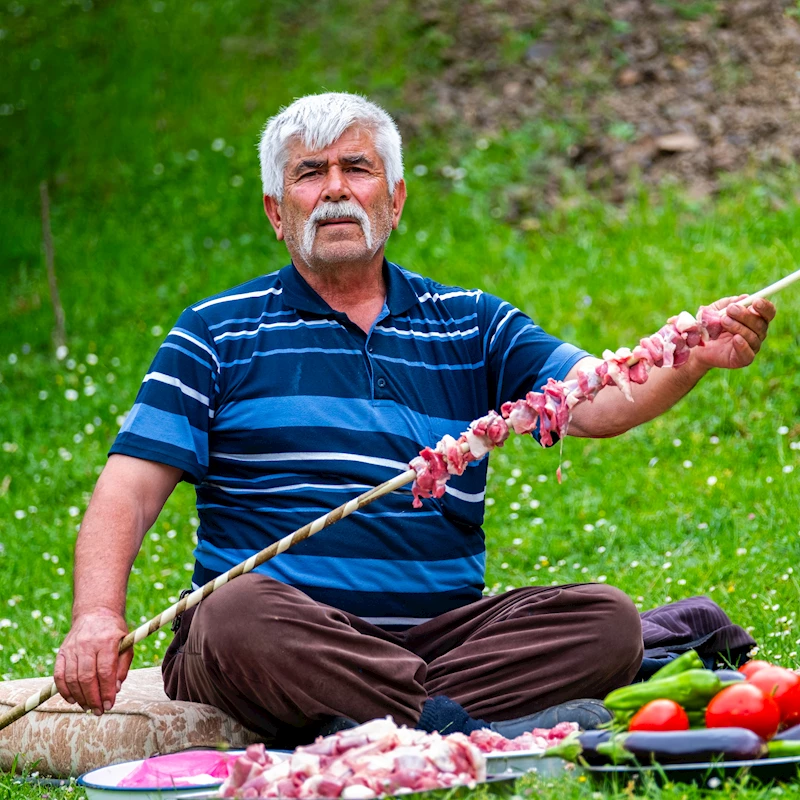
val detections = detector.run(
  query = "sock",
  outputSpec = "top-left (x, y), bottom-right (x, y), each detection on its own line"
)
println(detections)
top-left (416, 695), bottom-right (488, 735)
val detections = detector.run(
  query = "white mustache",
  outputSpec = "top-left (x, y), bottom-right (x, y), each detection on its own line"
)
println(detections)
top-left (301, 201), bottom-right (373, 257)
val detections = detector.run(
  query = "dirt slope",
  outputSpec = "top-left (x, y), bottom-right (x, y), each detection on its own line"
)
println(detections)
top-left (403, 0), bottom-right (800, 205)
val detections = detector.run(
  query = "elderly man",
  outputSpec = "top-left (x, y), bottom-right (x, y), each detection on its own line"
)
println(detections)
top-left (54, 93), bottom-right (774, 745)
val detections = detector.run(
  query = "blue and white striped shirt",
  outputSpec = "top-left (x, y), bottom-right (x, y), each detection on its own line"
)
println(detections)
top-left (111, 261), bottom-right (588, 627)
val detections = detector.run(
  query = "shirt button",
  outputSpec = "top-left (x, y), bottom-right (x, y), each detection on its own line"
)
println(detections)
top-left (376, 377), bottom-right (387, 389)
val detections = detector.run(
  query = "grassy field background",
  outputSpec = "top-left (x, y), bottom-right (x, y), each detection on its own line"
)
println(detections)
top-left (2, 1), bottom-right (800, 797)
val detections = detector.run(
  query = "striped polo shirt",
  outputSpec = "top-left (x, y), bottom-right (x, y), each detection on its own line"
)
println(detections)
top-left (111, 261), bottom-right (587, 627)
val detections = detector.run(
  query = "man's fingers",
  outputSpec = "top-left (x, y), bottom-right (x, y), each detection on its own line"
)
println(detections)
top-left (733, 334), bottom-right (755, 366)
top-left (53, 650), bottom-right (76, 705)
top-left (62, 649), bottom-right (87, 709)
top-left (76, 652), bottom-right (104, 715)
top-left (96, 647), bottom-right (119, 712)
top-left (117, 647), bottom-right (134, 686)
top-left (722, 314), bottom-right (763, 353)
top-left (752, 297), bottom-right (777, 322)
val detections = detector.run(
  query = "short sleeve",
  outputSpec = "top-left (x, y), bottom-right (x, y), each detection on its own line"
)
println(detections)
top-left (109, 308), bottom-right (220, 483)
top-left (479, 294), bottom-right (589, 411)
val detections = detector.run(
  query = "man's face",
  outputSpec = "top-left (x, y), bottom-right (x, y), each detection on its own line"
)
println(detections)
top-left (264, 127), bottom-right (406, 272)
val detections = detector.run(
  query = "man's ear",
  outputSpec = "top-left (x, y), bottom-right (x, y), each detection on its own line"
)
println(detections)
top-left (391, 180), bottom-right (407, 230)
top-left (263, 195), bottom-right (284, 241)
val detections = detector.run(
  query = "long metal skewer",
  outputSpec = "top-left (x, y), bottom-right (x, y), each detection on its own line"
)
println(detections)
top-left (741, 266), bottom-right (800, 307)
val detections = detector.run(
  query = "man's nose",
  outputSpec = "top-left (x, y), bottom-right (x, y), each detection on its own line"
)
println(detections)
top-left (322, 166), bottom-right (350, 202)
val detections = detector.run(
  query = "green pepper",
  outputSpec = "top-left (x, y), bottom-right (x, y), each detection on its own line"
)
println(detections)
top-left (687, 709), bottom-right (706, 728)
top-left (767, 740), bottom-right (800, 758)
top-left (604, 669), bottom-right (724, 713)
top-left (649, 650), bottom-right (705, 682)
top-left (596, 739), bottom-right (636, 764)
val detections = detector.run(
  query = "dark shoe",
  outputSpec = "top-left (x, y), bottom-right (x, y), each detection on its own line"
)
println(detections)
top-left (489, 699), bottom-right (612, 738)
top-left (314, 715), bottom-right (359, 738)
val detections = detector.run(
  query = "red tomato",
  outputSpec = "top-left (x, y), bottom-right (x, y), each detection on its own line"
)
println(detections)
top-left (629, 699), bottom-right (690, 732)
top-left (739, 660), bottom-right (773, 678)
top-left (706, 683), bottom-right (781, 739)
top-left (747, 666), bottom-right (800, 724)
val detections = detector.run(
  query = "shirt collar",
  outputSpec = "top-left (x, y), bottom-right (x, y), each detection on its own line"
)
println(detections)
top-left (278, 259), bottom-right (419, 317)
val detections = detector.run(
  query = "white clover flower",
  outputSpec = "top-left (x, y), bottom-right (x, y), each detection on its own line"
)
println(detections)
top-left (672, 438), bottom-right (681, 447)
top-left (211, 138), bottom-right (225, 151)
top-left (64, 389), bottom-right (79, 401)
top-left (86, 353), bottom-right (98, 365)
top-left (648, 457), bottom-right (658, 467)
top-left (778, 426), bottom-right (789, 435)
top-left (14, 510), bottom-right (26, 520)
top-left (682, 460), bottom-right (692, 468)
top-left (56, 345), bottom-right (68, 360)
top-left (709, 435), bottom-right (720, 444)
top-left (706, 476), bottom-right (718, 486)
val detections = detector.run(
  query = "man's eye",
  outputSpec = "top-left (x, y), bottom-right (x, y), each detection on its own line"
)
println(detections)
top-left (300, 171), bottom-right (320, 179)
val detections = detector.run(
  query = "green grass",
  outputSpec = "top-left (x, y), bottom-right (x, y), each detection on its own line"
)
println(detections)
top-left (2, 1), bottom-right (800, 797)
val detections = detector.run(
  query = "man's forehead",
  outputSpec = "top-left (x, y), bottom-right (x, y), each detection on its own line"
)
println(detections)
top-left (285, 126), bottom-right (379, 165)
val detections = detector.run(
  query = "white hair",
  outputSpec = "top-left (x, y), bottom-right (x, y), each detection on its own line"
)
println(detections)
top-left (258, 92), bottom-right (404, 201)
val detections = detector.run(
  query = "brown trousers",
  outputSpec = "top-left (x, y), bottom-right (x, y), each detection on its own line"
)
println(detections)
top-left (162, 575), bottom-right (642, 743)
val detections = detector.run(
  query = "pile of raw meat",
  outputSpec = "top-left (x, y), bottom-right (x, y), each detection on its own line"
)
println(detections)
top-left (410, 304), bottom-right (726, 505)
top-left (468, 721), bottom-right (577, 753)
top-left (219, 717), bottom-right (483, 798)
top-left (218, 717), bottom-right (577, 798)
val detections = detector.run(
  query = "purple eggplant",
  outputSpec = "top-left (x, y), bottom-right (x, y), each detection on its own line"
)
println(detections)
top-left (544, 729), bottom-right (611, 765)
top-left (713, 669), bottom-right (746, 683)
top-left (774, 724), bottom-right (800, 741)
top-left (597, 728), bottom-right (767, 765)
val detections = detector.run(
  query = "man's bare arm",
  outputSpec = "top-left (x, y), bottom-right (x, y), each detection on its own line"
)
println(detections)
top-left (566, 297), bottom-right (775, 438)
top-left (53, 454), bottom-right (182, 715)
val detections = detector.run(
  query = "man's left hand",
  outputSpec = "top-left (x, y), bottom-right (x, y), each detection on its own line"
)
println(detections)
top-left (692, 295), bottom-right (776, 370)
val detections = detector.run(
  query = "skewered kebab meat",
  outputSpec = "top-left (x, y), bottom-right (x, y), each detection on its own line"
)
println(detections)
top-left (409, 304), bottom-right (727, 506)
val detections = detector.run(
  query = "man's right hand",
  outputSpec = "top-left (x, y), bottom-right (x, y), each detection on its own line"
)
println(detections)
top-left (54, 609), bottom-right (134, 715)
